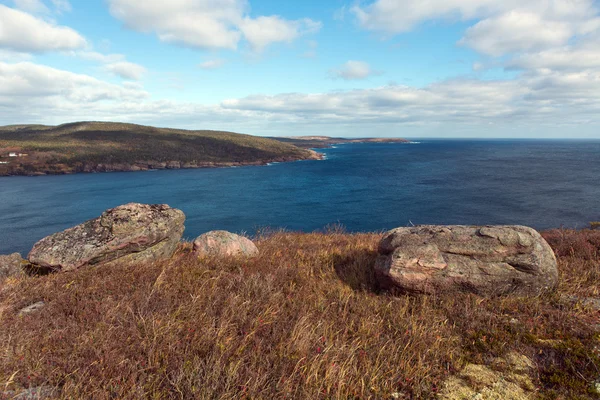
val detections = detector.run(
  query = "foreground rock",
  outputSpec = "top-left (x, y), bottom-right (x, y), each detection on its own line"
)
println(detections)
top-left (193, 231), bottom-right (259, 258)
top-left (0, 253), bottom-right (25, 280)
top-left (375, 225), bottom-right (558, 296)
top-left (28, 203), bottom-right (185, 272)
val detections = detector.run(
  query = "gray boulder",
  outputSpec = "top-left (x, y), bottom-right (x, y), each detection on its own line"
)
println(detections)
top-left (193, 231), bottom-right (259, 258)
top-left (0, 253), bottom-right (25, 280)
top-left (375, 225), bottom-right (558, 296)
top-left (28, 203), bottom-right (185, 272)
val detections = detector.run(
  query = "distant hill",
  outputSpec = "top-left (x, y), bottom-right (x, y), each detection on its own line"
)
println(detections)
top-left (269, 136), bottom-right (410, 149)
top-left (0, 122), bottom-right (321, 176)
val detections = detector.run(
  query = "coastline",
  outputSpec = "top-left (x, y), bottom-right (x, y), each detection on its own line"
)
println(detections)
top-left (0, 149), bottom-right (325, 177)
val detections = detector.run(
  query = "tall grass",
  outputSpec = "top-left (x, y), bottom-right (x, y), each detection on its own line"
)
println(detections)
top-left (0, 230), bottom-right (599, 399)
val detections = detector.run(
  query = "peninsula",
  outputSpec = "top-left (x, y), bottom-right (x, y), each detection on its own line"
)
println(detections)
top-left (0, 122), bottom-right (323, 176)
top-left (270, 135), bottom-right (410, 149)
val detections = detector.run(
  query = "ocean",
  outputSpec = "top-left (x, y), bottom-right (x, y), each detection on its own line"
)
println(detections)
top-left (1, 139), bottom-right (599, 256)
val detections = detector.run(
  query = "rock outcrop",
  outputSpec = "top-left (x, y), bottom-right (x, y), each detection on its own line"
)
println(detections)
top-left (375, 225), bottom-right (558, 296)
top-left (0, 253), bottom-right (25, 280)
top-left (193, 231), bottom-right (259, 258)
top-left (28, 203), bottom-right (185, 272)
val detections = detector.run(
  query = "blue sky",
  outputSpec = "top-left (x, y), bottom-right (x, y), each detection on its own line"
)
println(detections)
top-left (0, 0), bottom-right (600, 138)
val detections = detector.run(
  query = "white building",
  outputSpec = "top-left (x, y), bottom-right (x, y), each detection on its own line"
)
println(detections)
top-left (8, 152), bottom-right (17, 157)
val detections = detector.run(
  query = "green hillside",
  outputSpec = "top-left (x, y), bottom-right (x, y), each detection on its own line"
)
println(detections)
top-left (0, 122), bottom-right (320, 176)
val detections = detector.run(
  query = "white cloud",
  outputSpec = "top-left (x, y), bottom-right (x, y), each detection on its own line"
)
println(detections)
top-left (0, 5), bottom-right (86, 52)
top-left (75, 51), bottom-right (147, 80)
top-left (104, 61), bottom-right (146, 80)
top-left (352, 0), bottom-right (600, 57)
top-left (107, 0), bottom-right (321, 52)
top-left (2, 60), bottom-right (600, 137)
top-left (460, 11), bottom-right (574, 56)
top-left (330, 61), bottom-right (381, 80)
top-left (199, 59), bottom-right (225, 70)
top-left (12, 0), bottom-right (72, 14)
top-left (108, 0), bottom-right (245, 50)
top-left (219, 67), bottom-right (600, 131)
top-left (239, 16), bottom-right (321, 52)
top-left (50, 0), bottom-right (71, 13)
top-left (0, 49), bottom-right (33, 61)
top-left (507, 43), bottom-right (600, 71)
top-left (77, 51), bottom-right (123, 64)
top-left (12, 0), bottom-right (50, 14)
top-left (0, 61), bottom-right (148, 101)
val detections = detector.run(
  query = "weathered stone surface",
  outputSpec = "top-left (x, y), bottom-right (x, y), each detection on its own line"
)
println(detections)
top-left (193, 231), bottom-right (259, 258)
top-left (375, 225), bottom-right (558, 296)
top-left (18, 301), bottom-right (46, 316)
top-left (0, 253), bottom-right (25, 280)
top-left (28, 203), bottom-right (185, 272)
top-left (2, 385), bottom-right (58, 399)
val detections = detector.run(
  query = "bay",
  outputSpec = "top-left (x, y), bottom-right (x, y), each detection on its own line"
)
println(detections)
top-left (1, 139), bottom-right (599, 256)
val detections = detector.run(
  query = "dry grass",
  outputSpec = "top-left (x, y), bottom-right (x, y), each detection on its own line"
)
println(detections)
top-left (0, 230), bottom-right (599, 399)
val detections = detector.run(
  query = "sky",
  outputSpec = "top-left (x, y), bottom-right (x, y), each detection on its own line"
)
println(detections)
top-left (0, 0), bottom-right (600, 138)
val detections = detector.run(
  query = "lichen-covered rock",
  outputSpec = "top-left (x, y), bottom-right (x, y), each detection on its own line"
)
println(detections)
top-left (439, 352), bottom-right (535, 400)
top-left (193, 231), bottom-right (259, 258)
top-left (28, 203), bottom-right (185, 272)
top-left (0, 253), bottom-right (25, 280)
top-left (2, 385), bottom-right (58, 399)
top-left (438, 353), bottom-right (536, 400)
top-left (375, 225), bottom-right (558, 296)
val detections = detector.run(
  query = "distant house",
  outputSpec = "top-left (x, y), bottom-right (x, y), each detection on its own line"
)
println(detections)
top-left (18, 153), bottom-right (29, 157)
top-left (0, 161), bottom-right (7, 164)
top-left (8, 152), bottom-right (17, 157)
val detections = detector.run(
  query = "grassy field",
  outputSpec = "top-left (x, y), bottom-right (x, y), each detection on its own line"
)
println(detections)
top-left (0, 122), bottom-right (318, 175)
top-left (0, 228), bottom-right (599, 398)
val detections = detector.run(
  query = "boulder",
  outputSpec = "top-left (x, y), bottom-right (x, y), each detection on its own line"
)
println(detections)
top-left (0, 253), bottom-right (25, 280)
top-left (375, 225), bottom-right (558, 296)
top-left (193, 231), bottom-right (259, 258)
top-left (28, 203), bottom-right (185, 272)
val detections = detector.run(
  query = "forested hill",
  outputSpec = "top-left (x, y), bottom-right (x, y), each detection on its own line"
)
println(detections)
top-left (0, 122), bottom-right (321, 176)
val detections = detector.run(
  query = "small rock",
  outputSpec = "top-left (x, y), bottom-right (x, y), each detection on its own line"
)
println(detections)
top-left (193, 231), bottom-right (259, 258)
top-left (18, 301), bottom-right (45, 316)
top-left (375, 225), bottom-right (558, 296)
top-left (561, 295), bottom-right (600, 311)
top-left (2, 386), bottom-right (58, 399)
top-left (0, 253), bottom-right (25, 280)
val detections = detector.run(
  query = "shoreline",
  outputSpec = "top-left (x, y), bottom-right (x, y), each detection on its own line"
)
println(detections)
top-left (0, 150), bottom-right (325, 177)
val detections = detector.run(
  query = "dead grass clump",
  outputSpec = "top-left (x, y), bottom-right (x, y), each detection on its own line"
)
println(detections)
top-left (0, 230), bottom-right (599, 399)
top-left (543, 229), bottom-right (600, 259)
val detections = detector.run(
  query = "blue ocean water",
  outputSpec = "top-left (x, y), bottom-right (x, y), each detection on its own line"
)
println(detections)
top-left (1, 140), bottom-right (599, 256)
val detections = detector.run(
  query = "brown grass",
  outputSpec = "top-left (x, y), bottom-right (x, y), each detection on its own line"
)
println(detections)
top-left (0, 230), bottom-right (599, 399)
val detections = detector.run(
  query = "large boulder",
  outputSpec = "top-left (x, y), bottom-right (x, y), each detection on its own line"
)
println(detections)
top-left (0, 253), bottom-right (25, 280)
top-left (375, 225), bottom-right (558, 296)
top-left (28, 203), bottom-right (185, 272)
top-left (193, 231), bottom-right (259, 258)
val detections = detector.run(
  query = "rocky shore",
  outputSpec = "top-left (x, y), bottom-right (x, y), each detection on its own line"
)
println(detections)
top-left (0, 150), bottom-right (324, 177)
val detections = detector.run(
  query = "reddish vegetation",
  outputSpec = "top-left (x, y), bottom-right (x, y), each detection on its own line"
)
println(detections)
top-left (0, 229), bottom-right (599, 399)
